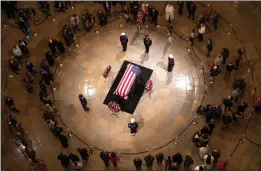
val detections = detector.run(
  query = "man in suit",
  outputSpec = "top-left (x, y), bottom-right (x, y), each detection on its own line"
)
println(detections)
top-left (151, 8), bottom-right (159, 26)
top-left (144, 34), bottom-right (152, 53)
top-left (120, 32), bottom-right (128, 51)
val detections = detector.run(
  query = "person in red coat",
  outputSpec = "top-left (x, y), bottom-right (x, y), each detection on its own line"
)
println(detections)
top-left (137, 10), bottom-right (143, 31)
top-left (109, 152), bottom-right (119, 167)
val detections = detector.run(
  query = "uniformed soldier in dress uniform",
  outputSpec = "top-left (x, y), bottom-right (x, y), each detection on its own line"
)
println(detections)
top-left (144, 34), bottom-right (152, 53)
top-left (168, 54), bottom-right (175, 72)
top-left (120, 32), bottom-right (128, 52)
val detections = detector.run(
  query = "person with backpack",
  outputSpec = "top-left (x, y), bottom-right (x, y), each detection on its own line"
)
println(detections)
top-left (57, 153), bottom-right (70, 168)
top-left (144, 154), bottom-right (154, 168)
top-left (133, 157), bottom-right (142, 171)
top-left (100, 151), bottom-right (110, 167)
top-left (156, 152), bottom-right (164, 164)
top-left (172, 152), bottom-right (183, 166)
top-left (77, 148), bottom-right (89, 161)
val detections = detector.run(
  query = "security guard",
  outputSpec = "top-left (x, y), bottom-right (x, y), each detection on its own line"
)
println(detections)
top-left (120, 32), bottom-right (128, 52)
top-left (144, 34), bottom-right (152, 53)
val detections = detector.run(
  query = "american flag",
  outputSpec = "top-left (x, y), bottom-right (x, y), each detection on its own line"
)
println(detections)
top-left (115, 64), bottom-right (141, 100)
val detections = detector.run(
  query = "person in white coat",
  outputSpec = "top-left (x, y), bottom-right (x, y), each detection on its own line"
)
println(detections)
top-left (203, 154), bottom-right (214, 170)
top-left (165, 3), bottom-right (175, 23)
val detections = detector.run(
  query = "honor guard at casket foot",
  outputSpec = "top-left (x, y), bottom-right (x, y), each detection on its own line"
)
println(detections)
top-left (144, 34), bottom-right (152, 53)
top-left (120, 32), bottom-right (128, 52)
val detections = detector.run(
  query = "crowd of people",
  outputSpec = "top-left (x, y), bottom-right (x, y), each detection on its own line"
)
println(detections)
top-left (3, 1), bottom-right (261, 171)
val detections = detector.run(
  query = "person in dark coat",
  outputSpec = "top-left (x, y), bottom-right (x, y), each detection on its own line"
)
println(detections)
top-left (120, 32), bottom-right (128, 52)
top-left (26, 60), bottom-right (37, 74)
top-left (237, 101), bottom-right (247, 116)
top-left (156, 152), bottom-right (164, 164)
top-left (213, 105), bottom-right (222, 120)
top-left (25, 147), bottom-right (37, 163)
top-left (23, 77), bottom-right (34, 93)
top-left (223, 96), bottom-right (233, 111)
top-left (168, 54), bottom-right (175, 72)
top-left (212, 149), bottom-right (220, 162)
top-left (5, 96), bottom-right (20, 113)
top-left (165, 156), bottom-right (173, 169)
top-left (221, 47), bottom-right (230, 64)
top-left (69, 153), bottom-right (80, 164)
top-left (18, 17), bottom-right (28, 35)
top-left (55, 39), bottom-right (65, 53)
top-left (209, 65), bottom-right (220, 83)
top-left (77, 148), bottom-right (89, 161)
top-left (45, 51), bottom-right (55, 67)
top-left (40, 68), bottom-right (53, 85)
top-left (225, 62), bottom-right (235, 78)
top-left (151, 8), bottom-right (159, 26)
top-left (206, 39), bottom-right (213, 57)
top-left (184, 154), bottom-right (194, 168)
top-left (200, 126), bottom-right (210, 135)
top-left (9, 59), bottom-right (21, 74)
top-left (9, 114), bottom-right (17, 126)
top-left (48, 39), bottom-right (58, 56)
top-left (144, 154), bottom-right (154, 168)
top-left (103, 1), bottom-right (111, 17)
top-left (78, 94), bottom-right (89, 111)
top-left (39, 90), bottom-right (53, 106)
top-left (186, 1), bottom-right (192, 15)
top-left (18, 40), bottom-right (30, 57)
top-left (59, 132), bottom-right (69, 148)
top-left (177, 1), bottom-right (184, 16)
top-left (133, 157), bottom-right (142, 171)
top-left (222, 111), bottom-right (233, 127)
top-left (188, 2), bottom-right (196, 20)
top-left (57, 153), bottom-right (70, 168)
top-left (207, 119), bottom-right (216, 134)
top-left (212, 10), bottom-right (220, 30)
top-left (97, 9), bottom-right (107, 26)
top-left (100, 151), bottom-right (110, 167)
top-left (62, 25), bottom-right (75, 46)
top-left (235, 47), bottom-right (245, 69)
top-left (172, 152), bottom-right (183, 166)
top-left (144, 34), bottom-right (152, 53)
top-left (39, 80), bottom-right (48, 94)
top-left (128, 118), bottom-right (138, 136)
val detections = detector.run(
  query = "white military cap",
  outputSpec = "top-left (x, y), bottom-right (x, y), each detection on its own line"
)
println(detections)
top-left (121, 32), bottom-right (126, 36)
top-left (169, 54), bottom-right (174, 58)
top-left (130, 118), bottom-right (135, 123)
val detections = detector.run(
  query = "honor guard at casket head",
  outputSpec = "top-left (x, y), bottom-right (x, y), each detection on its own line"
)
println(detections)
top-left (120, 32), bottom-right (128, 52)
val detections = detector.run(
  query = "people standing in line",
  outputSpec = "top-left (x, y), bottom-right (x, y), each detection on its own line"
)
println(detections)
top-left (194, 165), bottom-right (205, 171)
top-left (79, 94), bottom-right (89, 111)
top-left (25, 146), bottom-right (37, 163)
top-left (165, 3), bottom-right (175, 24)
top-left (212, 10), bottom-right (220, 30)
top-left (198, 24), bottom-right (206, 42)
top-left (26, 60), bottom-right (37, 74)
top-left (206, 39), bottom-right (213, 57)
top-left (144, 154), bottom-right (154, 168)
top-left (57, 153), bottom-right (70, 168)
top-left (137, 10), bottom-right (143, 31)
top-left (188, 29), bottom-right (195, 46)
top-left (186, 1), bottom-right (191, 15)
top-left (222, 111), bottom-right (233, 128)
top-left (172, 152), bottom-right (183, 166)
top-left (213, 104), bottom-right (222, 121)
top-left (128, 118), bottom-right (138, 136)
top-left (231, 88), bottom-right (242, 103)
top-left (26, 71), bottom-right (35, 85)
top-left (62, 25), bottom-right (75, 46)
top-left (103, 1), bottom-right (111, 17)
top-left (183, 154), bottom-right (194, 168)
top-left (100, 151), bottom-right (110, 167)
top-left (77, 148), bottom-right (89, 161)
top-left (19, 17), bottom-right (28, 35)
top-left (209, 65), bottom-right (220, 84)
top-left (5, 96), bottom-right (20, 113)
top-left (144, 34), bottom-right (152, 53)
top-left (40, 69), bottom-right (53, 86)
top-left (156, 152), bottom-right (164, 164)
top-left (253, 96), bottom-right (261, 114)
top-left (177, 1), bottom-right (184, 16)
top-left (203, 154), bottom-right (214, 170)
top-left (12, 45), bottom-right (23, 63)
top-left (225, 61), bottom-right (235, 79)
top-left (69, 153), bottom-right (80, 165)
top-left (97, 9), bottom-right (107, 26)
top-left (168, 54), bottom-right (175, 72)
top-left (236, 101), bottom-right (248, 117)
top-left (71, 14), bottom-right (80, 33)
top-left (109, 152), bottom-right (119, 167)
top-left (212, 149), bottom-right (221, 162)
top-left (59, 132), bottom-right (69, 148)
top-left (48, 39), bottom-right (58, 56)
top-left (9, 59), bottom-right (21, 74)
top-left (221, 47), bottom-right (230, 64)
top-left (23, 77), bottom-right (35, 93)
top-left (165, 156), bottom-right (173, 169)
top-left (151, 8), bottom-right (159, 26)
top-left (207, 119), bottom-right (216, 134)
top-left (199, 145), bottom-right (210, 159)
top-left (223, 96), bottom-right (233, 111)
top-left (120, 32), bottom-right (128, 52)
top-left (18, 39), bottom-right (30, 57)
top-left (188, 2), bottom-right (196, 21)
top-left (133, 157), bottom-right (142, 171)
top-left (39, 80), bottom-right (48, 94)
top-left (55, 39), bottom-right (65, 53)
top-left (45, 51), bottom-right (55, 67)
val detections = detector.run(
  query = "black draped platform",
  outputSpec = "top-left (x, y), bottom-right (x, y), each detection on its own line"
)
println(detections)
top-left (103, 60), bottom-right (153, 114)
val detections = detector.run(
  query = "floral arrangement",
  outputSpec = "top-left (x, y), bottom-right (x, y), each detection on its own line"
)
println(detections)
top-left (103, 65), bottom-right (111, 78)
top-left (145, 79), bottom-right (153, 92)
top-left (108, 101), bottom-right (121, 113)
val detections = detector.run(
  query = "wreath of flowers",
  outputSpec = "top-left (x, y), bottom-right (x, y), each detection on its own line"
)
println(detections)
top-left (108, 101), bottom-right (121, 113)
top-left (103, 65), bottom-right (111, 78)
top-left (145, 79), bottom-right (153, 92)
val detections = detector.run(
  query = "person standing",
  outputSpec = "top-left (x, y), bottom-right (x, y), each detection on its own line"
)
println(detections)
top-left (188, 29), bottom-right (195, 46)
top-left (57, 153), bottom-right (70, 168)
top-left (212, 10), bottom-right (220, 30)
top-left (77, 148), bottom-right (89, 161)
top-left (231, 88), bottom-right (242, 103)
top-left (237, 101), bottom-right (248, 117)
top-left (71, 14), bottom-right (80, 33)
top-left (254, 96), bottom-right (261, 114)
top-left (128, 118), bottom-right (138, 136)
top-left (12, 45), bottom-right (23, 63)
top-left (9, 59), bottom-right (21, 74)
top-left (100, 151), bottom-right (110, 167)
top-left (203, 154), bottom-right (214, 170)
top-left (206, 39), bottom-right (213, 57)
top-left (225, 62), bottom-right (235, 78)
top-left (103, 1), bottom-right (111, 17)
top-left (165, 156), bottom-right (173, 169)
top-left (109, 152), bottom-right (119, 167)
top-left (235, 47), bottom-right (245, 69)
top-left (26, 60), bottom-right (37, 74)
top-left (25, 146), bottom-right (37, 163)
top-left (69, 153), bottom-right (80, 165)
top-left (48, 39), bottom-right (58, 56)
top-left (59, 132), bottom-right (69, 148)
top-left (184, 154), bottom-right (194, 168)
top-left (151, 8), bottom-right (159, 26)
top-left (223, 96), bottom-right (233, 111)
top-left (78, 94), bottom-right (89, 111)
top-left (39, 80), bottom-right (48, 94)
top-left (120, 32), bottom-right (128, 52)
top-left (133, 157), bottom-right (142, 171)
top-left (144, 154), bottom-right (154, 168)
top-left (186, 1), bottom-right (192, 15)
top-left (172, 152), bottom-right (183, 166)
top-left (168, 54), bottom-right (175, 72)
top-left (177, 1), bottom-right (184, 16)
top-left (209, 65), bottom-right (220, 83)
top-left (18, 40), bottom-right (30, 57)
top-left (165, 3), bottom-right (175, 24)
top-left (137, 10), bottom-right (143, 31)
top-left (156, 152), bottom-right (164, 164)
top-left (199, 145), bottom-right (210, 159)
top-left (5, 96), bottom-right (20, 113)
top-left (198, 24), bottom-right (206, 42)
top-left (55, 39), bottom-right (65, 53)
top-left (144, 34), bottom-right (152, 53)
top-left (188, 2), bottom-right (196, 20)
top-left (221, 47), bottom-right (230, 64)
top-left (212, 149), bottom-right (221, 163)
top-left (45, 51), bottom-right (55, 67)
